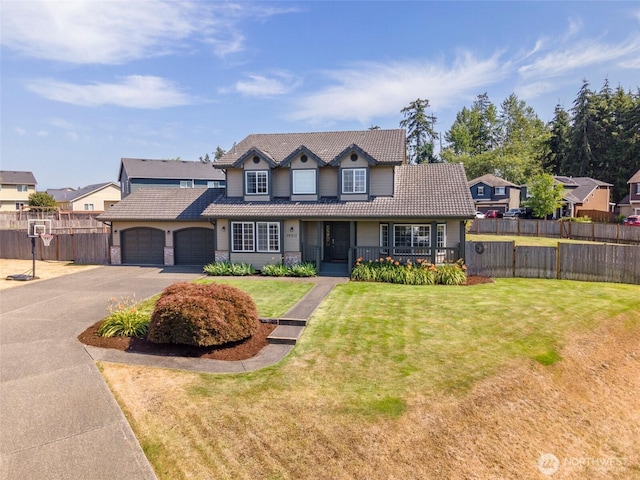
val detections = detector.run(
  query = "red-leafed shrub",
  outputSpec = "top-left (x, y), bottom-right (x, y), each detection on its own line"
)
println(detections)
top-left (147, 282), bottom-right (259, 347)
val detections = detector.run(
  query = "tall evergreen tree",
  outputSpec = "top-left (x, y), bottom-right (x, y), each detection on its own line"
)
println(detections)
top-left (545, 104), bottom-right (572, 174)
top-left (400, 98), bottom-right (438, 163)
top-left (569, 80), bottom-right (598, 176)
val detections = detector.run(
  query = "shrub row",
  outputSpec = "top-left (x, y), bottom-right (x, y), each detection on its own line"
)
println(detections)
top-left (204, 261), bottom-right (317, 277)
top-left (351, 257), bottom-right (467, 285)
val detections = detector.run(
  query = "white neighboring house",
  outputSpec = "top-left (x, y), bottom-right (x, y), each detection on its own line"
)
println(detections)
top-left (47, 182), bottom-right (121, 212)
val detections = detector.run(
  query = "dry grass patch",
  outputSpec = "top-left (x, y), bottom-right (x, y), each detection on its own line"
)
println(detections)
top-left (99, 279), bottom-right (640, 479)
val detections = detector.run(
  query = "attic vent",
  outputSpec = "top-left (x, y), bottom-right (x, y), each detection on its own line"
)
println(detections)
top-left (350, 153), bottom-right (358, 161)
top-left (300, 154), bottom-right (308, 163)
top-left (252, 156), bottom-right (260, 164)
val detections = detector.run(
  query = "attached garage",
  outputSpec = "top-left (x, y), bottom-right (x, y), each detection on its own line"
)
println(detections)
top-left (121, 227), bottom-right (165, 265)
top-left (174, 227), bottom-right (215, 266)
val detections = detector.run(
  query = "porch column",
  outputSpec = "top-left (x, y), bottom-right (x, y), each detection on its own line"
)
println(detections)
top-left (430, 221), bottom-right (437, 264)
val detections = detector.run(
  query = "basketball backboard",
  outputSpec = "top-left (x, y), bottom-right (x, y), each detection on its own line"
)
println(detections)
top-left (27, 219), bottom-right (52, 237)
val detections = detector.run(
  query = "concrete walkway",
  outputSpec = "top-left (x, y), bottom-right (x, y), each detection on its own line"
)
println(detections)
top-left (0, 266), bottom-right (345, 480)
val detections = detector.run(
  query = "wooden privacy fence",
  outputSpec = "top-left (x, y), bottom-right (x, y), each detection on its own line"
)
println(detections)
top-left (471, 218), bottom-right (640, 244)
top-left (465, 241), bottom-right (640, 284)
top-left (0, 230), bottom-right (110, 264)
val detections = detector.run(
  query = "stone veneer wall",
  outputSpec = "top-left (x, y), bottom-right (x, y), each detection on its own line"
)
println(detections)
top-left (110, 246), bottom-right (121, 265)
top-left (283, 251), bottom-right (302, 266)
top-left (215, 250), bottom-right (230, 262)
top-left (164, 247), bottom-right (174, 266)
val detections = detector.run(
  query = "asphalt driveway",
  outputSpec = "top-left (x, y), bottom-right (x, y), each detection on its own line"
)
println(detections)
top-left (0, 265), bottom-right (206, 480)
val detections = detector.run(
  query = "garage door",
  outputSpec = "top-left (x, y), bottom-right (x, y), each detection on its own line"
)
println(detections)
top-left (174, 228), bottom-right (215, 266)
top-left (121, 228), bottom-right (165, 265)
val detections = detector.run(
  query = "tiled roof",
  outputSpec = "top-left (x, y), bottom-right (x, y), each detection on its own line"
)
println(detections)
top-left (216, 129), bottom-right (406, 167)
top-left (48, 182), bottom-right (119, 202)
top-left (119, 158), bottom-right (226, 181)
top-left (468, 174), bottom-right (519, 188)
top-left (99, 164), bottom-right (474, 221)
top-left (98, 188), bottom-right (224, 221)
top-left (0, 170), bottom-right (37, 185)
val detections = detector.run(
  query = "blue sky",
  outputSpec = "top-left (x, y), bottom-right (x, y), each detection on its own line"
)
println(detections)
top-left (2, 1), bottom-right (639, 190)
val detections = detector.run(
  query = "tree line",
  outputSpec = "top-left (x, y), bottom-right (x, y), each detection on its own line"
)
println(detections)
top-left (401, 79), bottom-right (640, 203)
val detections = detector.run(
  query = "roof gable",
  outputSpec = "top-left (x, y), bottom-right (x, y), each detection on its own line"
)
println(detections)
top-left (280, 146), bottom-right (325, 167)
top-left (216, 129), bottom-right (406, 167)
top-left (232, 148), bottom-right (277, 168)
top-left (328, 144), bottom-right (377, 166)
top-left (48, 182), bottom-right (119, 202)
top-left (468, 174), bottom-right (518, 188)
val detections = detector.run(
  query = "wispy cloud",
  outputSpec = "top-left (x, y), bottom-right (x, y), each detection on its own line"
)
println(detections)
top-left (27, 76), bottom-right (196, 108)
top-left (289, 52), bottom-right (508, 124)
top-left (0, 1), bottom-right (295, 64)
top-left (228, 71), bottom-right (302, 97)
top-left (518, 35), bottom-right (640, 79)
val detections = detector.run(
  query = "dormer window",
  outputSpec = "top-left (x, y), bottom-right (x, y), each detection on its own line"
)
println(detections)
top-left (477, 186), bottom-right (485, 195)
top-left (292, 170), bottom-right (316, 194)
top-left (245, 170), bottom-right (268, 195)
top-left (342, 168), bottom-right (366, 194)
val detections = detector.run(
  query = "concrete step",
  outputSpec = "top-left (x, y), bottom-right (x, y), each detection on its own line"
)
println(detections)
top-left (267, 324), bottom-right (305, 345)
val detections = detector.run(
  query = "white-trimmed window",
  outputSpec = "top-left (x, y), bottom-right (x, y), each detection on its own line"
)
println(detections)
top-left (15, 202), bottom-right (25, 210)
top-left (84, 204), bottom-right (94, 211)
top-left (636, 184), bottom-right (640, 195)
top-left (207, 181), bottom-right (223, 188)
top-left (180, 180), bottom-right (193, 188)
top-left (231, 222), bottom-right (254, 252)
top-left (245, 171), bottom-right (268, 195)
top-left (292, 170), bottom-right (316, 194)
top-left (256, 222), bottom-right (280, 252)
top-left (17, 185), bottom-right (28, 192)
top-left (342, 168), bottom-right (366, 194)
top-left (232, 221), bottom-right (280, 252)
top-left (380, 224), bottom-right (389, 255)
top-left (477, 186), bottom-right (485, 195)
top-left (495, 186), bottom-right (506, 195)
top-left (393, 224), bottom-right (430, 251)
top-left (436, 224), bottom-right (446, 248)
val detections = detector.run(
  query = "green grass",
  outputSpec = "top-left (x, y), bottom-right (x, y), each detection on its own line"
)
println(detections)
top-left (467, 233), bottom-right (606, 247)
top-left (101, 278), bottom-right (640, 479)
top-left (193, 278), bottom-right (314, 317)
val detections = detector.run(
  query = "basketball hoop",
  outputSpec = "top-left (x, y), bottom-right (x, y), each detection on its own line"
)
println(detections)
top-left (40, 233), bottom-right (54, 247)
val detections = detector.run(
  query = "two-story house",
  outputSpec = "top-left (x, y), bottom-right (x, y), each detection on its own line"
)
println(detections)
top-left (100, 130), bottom-right (476, 273)
top-left (468, 174), bottom-right (520, 214)
top-left (119, 158), bottom-right (226, 198)
top-left (0, 171), bottom-right (37, 212)
top-left (47, 182), bottom-right (121, 212)
top-left (617, 168), bottom-right (640, 217)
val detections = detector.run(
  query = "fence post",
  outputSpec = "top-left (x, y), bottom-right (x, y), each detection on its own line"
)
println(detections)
top-left (556, 242), bottom-right (561, 279)
top-left (512, 241), bottom-right (516, 278)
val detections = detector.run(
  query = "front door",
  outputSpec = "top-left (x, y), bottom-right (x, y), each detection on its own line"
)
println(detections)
top-left (324, 222), bottom-right (350, 262)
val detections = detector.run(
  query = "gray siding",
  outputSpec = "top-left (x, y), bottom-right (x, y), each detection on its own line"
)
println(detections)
top-left (370, 166), bottom-right (393, 196)
top-left (320, 168), bottom-right (338, 197)
top-left (226, 170), bottom-right (243, 197)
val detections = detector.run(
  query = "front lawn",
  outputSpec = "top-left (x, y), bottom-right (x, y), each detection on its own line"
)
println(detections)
top-left (100, 278), bottom-right (640, 479)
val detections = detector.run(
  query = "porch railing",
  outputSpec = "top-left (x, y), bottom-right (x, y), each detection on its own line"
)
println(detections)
top-left (301, 244), bottom-right (321, 267)
top-left (352, 245), bottom-right (461, 265)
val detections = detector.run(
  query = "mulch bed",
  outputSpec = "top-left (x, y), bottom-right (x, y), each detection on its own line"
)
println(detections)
top-left (77, 275), bottom-right (493, 361)
top-left (78, 321), bottom-right (276, 361)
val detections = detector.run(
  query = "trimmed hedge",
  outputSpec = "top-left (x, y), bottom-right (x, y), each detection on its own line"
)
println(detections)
top-left (147, 283), bottom-right (259, 347)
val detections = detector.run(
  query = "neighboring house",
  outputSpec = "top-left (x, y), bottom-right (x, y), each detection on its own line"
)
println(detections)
top-left (618, 168), bottom-right (640, 217)
top-left (47, 182), bottom-right (121, 212)
top-left (468, 174), bottom-right (520, 213)
top-left (0, 170), bottom-right (37, 212)
top-left (554, 176), bottom-right (612, 218)
top-left (99, 129), bottom-right (476, 272)
top-left (119, 158), bottom-right (226, 198)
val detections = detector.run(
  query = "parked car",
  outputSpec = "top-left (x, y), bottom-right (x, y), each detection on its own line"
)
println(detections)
top-left (475, 211), bottom-right (485, 218)
top-left (623, 215), bottom-right (640, 226)
top-left (503, 208), bottom-right (521, 219)
top-left (485, 210), bottom-right (503, 218)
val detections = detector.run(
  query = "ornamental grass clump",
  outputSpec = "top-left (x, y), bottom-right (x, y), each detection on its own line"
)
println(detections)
top-left (351, 257), bottom-right (465, 286)
top-left (98, 295), bottom-right (149, 338)
top-left (147, 282), bottom-right (259, 347)
top-left (203, 261), bottom-right (256, 276)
